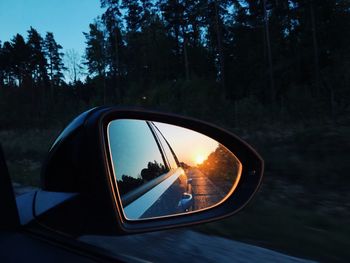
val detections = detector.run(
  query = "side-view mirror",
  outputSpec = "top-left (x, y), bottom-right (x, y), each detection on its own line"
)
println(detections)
top-left (35, 106), bottom-right (263, 235)
top-left (109, 119), bottom-right (242, 220)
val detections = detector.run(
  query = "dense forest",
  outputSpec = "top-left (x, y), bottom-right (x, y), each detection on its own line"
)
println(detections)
top-left (1, 0), bottom-right (349, 129)
top-left (1, 1), bottom-right (349, 260)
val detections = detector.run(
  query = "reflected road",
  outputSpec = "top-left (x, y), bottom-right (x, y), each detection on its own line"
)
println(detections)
top-left (187, 168), bottom-right (226, 210)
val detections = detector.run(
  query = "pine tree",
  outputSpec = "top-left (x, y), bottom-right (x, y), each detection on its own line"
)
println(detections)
top-left (122, 0), bottom-right (143, 33)
top-left (1, 42), bottom-right (15, 86)
top-left (10, 34), bottom-right (31, 87)
top-left (84, 22), bottom-right (106, 77)
top-left (206, 0), bottom-right (228, 92)
top-left (27, 27), bottom-right (48, 86)
top-left (84, 21), bottom-right (107, 102)
top-left (159, 0), bottom-right (183, 55)
top-left (101, 0), bottom-right (125, 101)
top-left (44, 32), bottom-right (65, 89)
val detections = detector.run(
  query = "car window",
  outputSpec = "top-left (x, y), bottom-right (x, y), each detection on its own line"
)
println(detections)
top-left (108, 119), bottom-right (169, 196)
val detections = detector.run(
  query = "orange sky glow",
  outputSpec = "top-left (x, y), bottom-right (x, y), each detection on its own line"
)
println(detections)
top-left (155, 122), bottom-right (219, 167)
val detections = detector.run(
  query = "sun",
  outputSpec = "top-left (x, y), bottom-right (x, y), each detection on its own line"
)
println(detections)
top-left (195, 154), bottom-right (205, 165)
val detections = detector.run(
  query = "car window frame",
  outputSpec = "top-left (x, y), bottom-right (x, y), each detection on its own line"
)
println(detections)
top-left (111, 120), bottom-right (175, 206)
top-left (145, 121), bottom-right (170, 171)
top-left (149, 122), bottom-right (180, 168)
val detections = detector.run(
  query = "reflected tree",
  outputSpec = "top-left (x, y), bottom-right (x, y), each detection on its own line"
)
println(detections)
top-left (198, 144), bottom-right (240, 186)
top-left (117, 175), bottom-right (144, 195)
top-left (141, 161), bottom-right (168, 182)
top-left (117, 160), bottom-right (168, 196)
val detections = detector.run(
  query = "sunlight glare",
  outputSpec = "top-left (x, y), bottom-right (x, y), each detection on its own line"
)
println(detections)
top-left (195, 154), bottom-right (205, 165)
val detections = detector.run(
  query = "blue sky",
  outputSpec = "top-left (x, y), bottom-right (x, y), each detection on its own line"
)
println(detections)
top-left (0, 0), bottom-right (105, 58)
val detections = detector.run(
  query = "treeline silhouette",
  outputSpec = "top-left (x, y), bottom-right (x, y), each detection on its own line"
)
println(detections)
top-left (1, 0), bottom-right (349, 128)
top-left (117, 160), bottom-right (168, 196)
top-left (198, 144), bottom-right (241, 194)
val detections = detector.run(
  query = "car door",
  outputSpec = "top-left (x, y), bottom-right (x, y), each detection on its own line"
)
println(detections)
top-left (108, 119), bottom-right (191, 219)
top-left (148, 122), bottom-right (194, 213)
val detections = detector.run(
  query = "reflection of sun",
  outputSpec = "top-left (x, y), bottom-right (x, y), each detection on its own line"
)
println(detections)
top-left (195, 154), bottom-right (205, 165)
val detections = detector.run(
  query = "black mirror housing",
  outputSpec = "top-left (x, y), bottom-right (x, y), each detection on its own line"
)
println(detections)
top-left (39, 106), bottom-right (264, 235)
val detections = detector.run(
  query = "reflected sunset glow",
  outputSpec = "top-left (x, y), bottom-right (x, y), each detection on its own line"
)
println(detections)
top-left (155, 122), bottom-right (219, 167)
top-left (195, 154), bottom-right (205, 165)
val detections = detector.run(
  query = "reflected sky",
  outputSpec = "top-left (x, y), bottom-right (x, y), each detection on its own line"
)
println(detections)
top-left (108, 120), bottom-right (165, 181)
top-left (155, 122), bottom-right (219, 166)
top-left (108, 120), bottom-right (220, 181)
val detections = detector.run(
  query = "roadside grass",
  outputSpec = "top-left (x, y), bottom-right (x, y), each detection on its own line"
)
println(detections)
top-left (0, 128), bottom-right (60, 186)
top-left (195, 184), bottom-right (350, 262)
top-left (196, 124), bottom-right (350, 262)
top-left (7, 159), bottom-right (42, 186)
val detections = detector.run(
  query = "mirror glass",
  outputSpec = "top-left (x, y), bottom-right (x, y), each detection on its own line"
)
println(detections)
top-left (107, 120), bottom-right (242, 220)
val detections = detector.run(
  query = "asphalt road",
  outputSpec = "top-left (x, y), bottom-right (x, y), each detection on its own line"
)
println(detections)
top-left (187, 168), bottom-right (226, 210)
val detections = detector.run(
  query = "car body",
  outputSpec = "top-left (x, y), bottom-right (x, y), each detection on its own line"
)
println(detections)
top-left (110, 120), bottom-right (194, 219)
